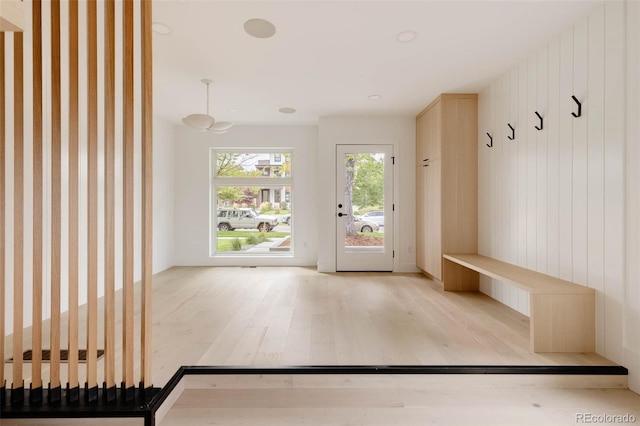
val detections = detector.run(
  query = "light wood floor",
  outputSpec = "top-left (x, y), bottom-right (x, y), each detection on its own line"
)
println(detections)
top-left (3, 266), bottom-right (616, 388)
top-left (152, 267), bottom-right (614, 382)
top-left (5, 266), bottom-right (640, 426)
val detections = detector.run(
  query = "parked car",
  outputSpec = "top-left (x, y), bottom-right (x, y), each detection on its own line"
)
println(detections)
top-left (360, 210), bottom-right (384, 226)
top-left (353, 217), bottom-right (380, 233)
top-left (217, 208), bottom-right (279, 232)
top-left (281, 214), bottom-right (291, 226)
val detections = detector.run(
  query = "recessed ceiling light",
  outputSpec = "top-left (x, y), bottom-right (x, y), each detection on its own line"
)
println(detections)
top-left (152, 22), bottom-right (172, 36)
top-left (368, 95), bottom-right (382, 100)
top-left (396, 30), bottom-right (418, 43)
top-left (279, 107), bottom-right (296, 114)
top-left (244, 18), bottom-right (276, 39)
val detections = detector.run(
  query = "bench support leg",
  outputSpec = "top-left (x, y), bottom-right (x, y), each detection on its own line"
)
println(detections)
top-left (442, 258), bottom-right (479, 291)
top-left (530, 294), bottom-right (596, 353)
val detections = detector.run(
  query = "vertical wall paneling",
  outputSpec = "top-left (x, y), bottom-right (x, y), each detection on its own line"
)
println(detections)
top-left (497, 78), bottom-right (505, 265)
top-left (526, 54), bottom-right (537, 271)
top-left (104, 0), bottom-right (116, 390)
top-left (546, 38), bottom-right (561, 278)
top-left (477, 87), bottom-right (490, 295)
top-left (86, 0), bottom-right (98, 391)
top-left (536, 47), bottom-right (548, 275)
top-left (31, 0), bottom-right (44, 391)
top-left (0, 32), bottom-right (5, 391)
top-left (587, 5), bottom-right (606, 355)
top-left (122, 0), bottom-right (135, 390)
top-left (557, 28), bottom-right (573, 282)
top-left (477, 4), bottom-right (628, 364)
top-left (503, 74), bottom-right (511, 264)
top-left (572, 17), bottom-right (589, 287)
top-left (517, 61), bottom-right (527, 269)
top-left (50, 0), bottom-right (62, 390)
top-left (509, 68), bottom-right (518, 265)
top-left (13, 31), bottom-right (25, 394)
top-left (603, 0), bottom-right (625, 363)
top-left (141, 0), bottom-right (153, 387)
top-left (68, 0), bottom-right (80, 390)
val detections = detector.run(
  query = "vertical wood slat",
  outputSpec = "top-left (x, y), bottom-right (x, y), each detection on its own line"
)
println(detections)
top-left (68, 0), bottom-right (80, 389)
top-left (122, 0), bottom-right (135, 388)
top-left (104, 0), bottom-right (116, 389)
top-left (141, 0), bottom-right (153, 387)
top-left (31, 0), bottom-right (44, 390)
top-left (13, 31), bottom-right (24, 390)
top-left (0, 32), bottom-right (5, 390)
top-left (50, 0), bottom-right (62, 389)
top-left (86, 0), bottom-right (98, 389)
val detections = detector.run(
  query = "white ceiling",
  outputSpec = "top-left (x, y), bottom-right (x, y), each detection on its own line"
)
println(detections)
top-left (153, 0), bottom-right (601, 126)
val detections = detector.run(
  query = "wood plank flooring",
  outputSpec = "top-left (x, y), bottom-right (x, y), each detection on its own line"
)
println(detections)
top-left (5, 266), bottom-right (639, 426)
top-left (160, 374), bottom-right (640, 426)
top-left (3, 266), bottom-right (615, 389)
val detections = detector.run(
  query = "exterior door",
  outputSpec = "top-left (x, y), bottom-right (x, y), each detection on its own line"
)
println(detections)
top-left (336, 145), bottom-right (394, 271)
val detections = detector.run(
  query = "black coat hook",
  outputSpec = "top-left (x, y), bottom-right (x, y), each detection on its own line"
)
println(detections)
top-left (507, 123), bottom-right (515, 140)
top-left (486, 133), bottom-right (493, 148)
top-left (535, 111), bottom-right (543, 131)
top-left (571, 96), bottom-right (582, 118)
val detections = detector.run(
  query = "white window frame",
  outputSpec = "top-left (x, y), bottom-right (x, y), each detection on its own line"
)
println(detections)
top-left (210, 148), bottom-right (294, 257)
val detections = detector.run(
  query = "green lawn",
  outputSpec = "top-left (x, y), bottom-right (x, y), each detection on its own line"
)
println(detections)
top-left (216, 231), bottom-right (290, 253)
top-left (217, 239), bottom-right (237, 252)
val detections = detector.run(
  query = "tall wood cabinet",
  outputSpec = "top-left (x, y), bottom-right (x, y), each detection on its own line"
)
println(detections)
top-left (416, 94), bottom-right (478, 281)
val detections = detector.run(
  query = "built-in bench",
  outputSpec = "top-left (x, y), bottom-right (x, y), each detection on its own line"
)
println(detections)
top-left (442, 254), bottom-right (596, 353)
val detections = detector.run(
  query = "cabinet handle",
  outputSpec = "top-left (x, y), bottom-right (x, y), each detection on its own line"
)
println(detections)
top-left (423, 158), bottom-right (429, 162)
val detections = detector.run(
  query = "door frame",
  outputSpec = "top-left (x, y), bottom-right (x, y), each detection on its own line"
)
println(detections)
top-left (335, 144), bottom-right (394, 271)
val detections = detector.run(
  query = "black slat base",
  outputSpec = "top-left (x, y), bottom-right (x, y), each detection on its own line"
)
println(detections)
top-left (1, 386), bottom-right (161, 426)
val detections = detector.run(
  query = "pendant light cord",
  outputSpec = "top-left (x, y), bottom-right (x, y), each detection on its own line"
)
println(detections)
top-left (205, 82), bottom-right (210, 116)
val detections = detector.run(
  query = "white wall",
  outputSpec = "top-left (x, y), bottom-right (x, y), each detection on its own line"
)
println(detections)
top-left (478, 1), bottom-right (640, 392)
top-left (173, 125), bottom-right (318, 267)
top-left (152, 118), bottom-right (175, 273)
top-left (624, 0), bottom-right (640, 395)
top-left (317, 116), bottom-right (418, 273)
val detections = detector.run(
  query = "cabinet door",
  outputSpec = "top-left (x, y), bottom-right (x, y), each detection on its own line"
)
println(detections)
top-left (416, 164), bottom-right (427, 270)
top-left (416, 114), bottom-right (428, 167)
top-left (427, 101), bottom-right (442, 161)
top-left (424, 158), bottom-right (442, 279)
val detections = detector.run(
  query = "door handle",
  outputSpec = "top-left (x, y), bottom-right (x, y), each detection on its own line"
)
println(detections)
top-left (338, 212), bottom-right (344, 217)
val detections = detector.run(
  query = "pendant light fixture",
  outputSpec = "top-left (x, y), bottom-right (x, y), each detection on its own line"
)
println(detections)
top-left (182, 79), bottom-right (233, 133)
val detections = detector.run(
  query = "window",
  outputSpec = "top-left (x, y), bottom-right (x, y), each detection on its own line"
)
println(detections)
top-left (211, 150), bottom-right (293, 256)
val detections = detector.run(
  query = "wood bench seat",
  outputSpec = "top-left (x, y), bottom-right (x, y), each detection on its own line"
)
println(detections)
top-left (442, 254), bottom-right (596, 353)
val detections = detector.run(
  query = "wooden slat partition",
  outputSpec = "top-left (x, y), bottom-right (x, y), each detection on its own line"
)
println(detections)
top-left (13, 31), bottom-right (25, 392)
top-left (67, 0), bottom-right (80, 390)
top-left (104, 0), bottom-right (116, 390)
top-left (122, 0), bottom-right (135, 389)
top-left (86, 0), bottom-right (99, 391)
top-left (141, 0), bottom-right (153, 387)
top-left (0, 32), bottom-right (5, 391)
top-left (3, 0), bottom-right (154, 405)
top-left (50, 0), bottom-right (62, 390)
top-left (31, 0), bottom-right (43, 391)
